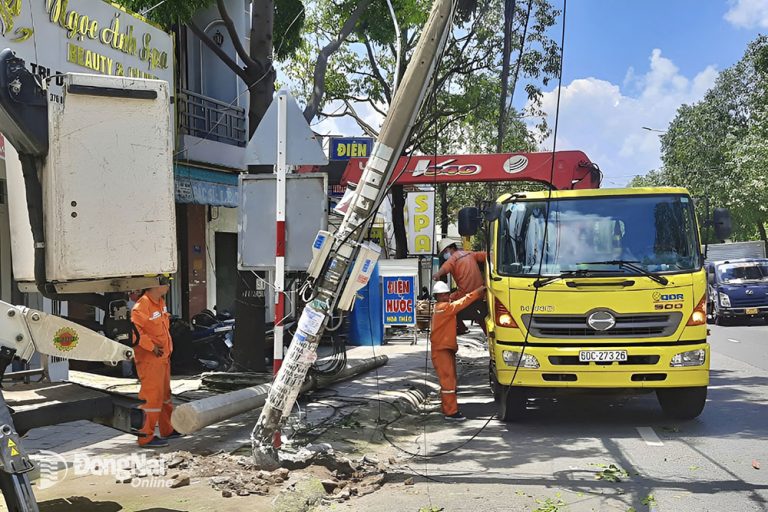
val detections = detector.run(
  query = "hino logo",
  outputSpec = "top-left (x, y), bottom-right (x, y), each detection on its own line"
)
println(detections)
top-left (587, 311), bottom-right (616, 331)
top-left (746, 290), bottom-right (754, 295)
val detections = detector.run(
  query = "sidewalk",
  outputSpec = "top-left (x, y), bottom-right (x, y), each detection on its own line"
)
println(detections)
top-left (13, 333), bottom-right (482, 511)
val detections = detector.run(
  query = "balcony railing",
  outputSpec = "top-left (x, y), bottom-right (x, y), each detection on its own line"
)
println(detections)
top-left (178, 89), bottom-right (247, 147)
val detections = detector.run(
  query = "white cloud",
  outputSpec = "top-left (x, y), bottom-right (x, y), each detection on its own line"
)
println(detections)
top-left (531, 49), bottom-right (718, 187)
top-left (725, 0), bottom-right (768, 29)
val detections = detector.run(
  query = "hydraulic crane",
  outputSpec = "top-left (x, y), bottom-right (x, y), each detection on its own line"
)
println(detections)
top-left (251, 0), bottom-right (460, 467)
top-left (0, 48), bottom-right (176, 510)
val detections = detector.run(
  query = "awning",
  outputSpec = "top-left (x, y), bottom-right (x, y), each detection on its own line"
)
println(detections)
top-left (174, 164), bottom-right (239, 207)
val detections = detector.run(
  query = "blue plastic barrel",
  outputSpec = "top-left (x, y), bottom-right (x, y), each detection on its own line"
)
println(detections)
top-left (348, 263), bottom-right (384, 346)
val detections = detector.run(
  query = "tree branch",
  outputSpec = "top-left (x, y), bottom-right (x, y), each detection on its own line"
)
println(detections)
top-left (188, 22), bottom-right (248, 81)
top-left (303, 0), bottom-right (374, 122)
top-left (217, 0), bottom-right (257, 68)
top-left (363, 38), bottom-right (393, 104)
top-left (344, 100), bottom-right (379, 137)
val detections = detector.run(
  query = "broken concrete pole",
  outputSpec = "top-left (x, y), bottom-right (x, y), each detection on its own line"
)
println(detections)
top-left (171, 356), bottom-right (388, 434)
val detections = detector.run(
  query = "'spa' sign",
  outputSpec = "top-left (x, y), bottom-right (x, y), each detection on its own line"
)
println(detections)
top-left (406, 191), bottom-right (435, 255)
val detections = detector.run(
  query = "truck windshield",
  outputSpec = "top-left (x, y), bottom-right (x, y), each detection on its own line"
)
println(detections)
top-left (498, 195), bottom-right (700, 276)
top-left (717, 262), bottom-right (768, 283)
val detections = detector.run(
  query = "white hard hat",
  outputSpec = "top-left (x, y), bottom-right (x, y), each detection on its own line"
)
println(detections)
top-left (438, 238), bottom-right (458, 253)
top-left (432, 281), bottom-right (450, 295)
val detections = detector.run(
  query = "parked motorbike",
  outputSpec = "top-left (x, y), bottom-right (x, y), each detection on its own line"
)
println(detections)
top-left (170, 308), bottom-right (234, 374)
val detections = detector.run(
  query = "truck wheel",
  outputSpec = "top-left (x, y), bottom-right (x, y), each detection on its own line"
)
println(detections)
top-left (497, 385), bottom-right (526, 422)
top-left (489, 360), bottom-right (500, 402)
top-left (657, 387), bottom-right (707, 420)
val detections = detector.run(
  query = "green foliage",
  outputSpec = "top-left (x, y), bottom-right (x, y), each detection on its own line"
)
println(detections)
top-left (591, 463), bottom-right (630, 483)
top-left (631, 35), bottom-right (768, 241)
top-left (116, 0), bottom-right (215, 27)
top-left (533, 492), bottom-right (567, 512)
top-left (116, 0), bottom-right (304, 59)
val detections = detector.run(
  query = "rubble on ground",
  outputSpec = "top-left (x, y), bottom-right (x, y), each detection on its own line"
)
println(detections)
top-left (153, 448), bottom-right (389, 502)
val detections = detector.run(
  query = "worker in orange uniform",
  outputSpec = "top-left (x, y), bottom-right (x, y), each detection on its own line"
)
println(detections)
top-left (131, 276), bottom-right (181, 448)
top-left (432, 238), bottom-right (488, 334)
top-left (431, 281), bottom-right (486, 420)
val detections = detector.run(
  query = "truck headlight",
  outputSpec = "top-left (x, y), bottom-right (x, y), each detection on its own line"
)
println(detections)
top-left (719, 293), bottom-right (731, 307)
top-left (502, 350), bottom-right (540, 369)
top-left (670, 349), bottom-right (706, 367)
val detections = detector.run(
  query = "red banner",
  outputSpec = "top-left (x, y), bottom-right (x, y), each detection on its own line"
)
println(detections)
top-left (340, 150), bottom-right (600, 190)
top-left (0, 134), bottom-right (5, 160)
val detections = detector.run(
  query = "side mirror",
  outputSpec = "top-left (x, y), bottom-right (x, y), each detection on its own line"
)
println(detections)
top-left (707, 272), bottom-right (714, 285)
top-left (713, 208), bottom-right (732, 241)
top-left (458, 207), bottom-right (480, 236)
top-left (483, 202), bottom-right (503, 222)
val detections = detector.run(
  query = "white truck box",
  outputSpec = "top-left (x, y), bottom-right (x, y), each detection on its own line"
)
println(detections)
top-left (7, 74), bottom-right (176, 286)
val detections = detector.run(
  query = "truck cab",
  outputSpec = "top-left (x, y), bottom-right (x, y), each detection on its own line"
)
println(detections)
top-left (706, 258), bottom-right (768, 325)
top-left (460, 187), bottom-right (730, 422)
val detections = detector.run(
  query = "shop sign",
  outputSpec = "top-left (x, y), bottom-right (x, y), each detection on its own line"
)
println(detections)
top-left (382, 275), bottom-right (415, 326)
top-left (330, 137), bottom-right (373, 161)
top-left (0, 0), bottom-right (174, 104)
top-left (406, 190), bottom-right (435, 255)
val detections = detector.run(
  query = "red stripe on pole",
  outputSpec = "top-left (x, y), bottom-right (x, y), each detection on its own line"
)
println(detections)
top-left (276, 221), bottom-right (286, 256)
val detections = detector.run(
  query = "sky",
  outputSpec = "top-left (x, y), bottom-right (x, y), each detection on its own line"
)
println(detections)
top-left (309, 0), bottom-right (768, 188)
top-left (531, 0), bottom-right (768, 187)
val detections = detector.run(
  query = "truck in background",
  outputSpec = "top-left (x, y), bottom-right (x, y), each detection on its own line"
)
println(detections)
top-left (460, 187), bottom-right (732, 422)
top-left (706, 258), bottom-right (768, 325)
top-left (704, 240), bottom-right (766, 264)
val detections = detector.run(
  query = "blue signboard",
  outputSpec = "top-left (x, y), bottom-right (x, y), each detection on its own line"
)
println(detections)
top-left (382, 276), bottom-right (416, 326)
top-left (330, 137), bottom-right (373, 161)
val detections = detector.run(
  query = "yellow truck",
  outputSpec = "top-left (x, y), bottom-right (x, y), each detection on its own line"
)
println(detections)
top-left (459, 187), bottom-right (732, 421)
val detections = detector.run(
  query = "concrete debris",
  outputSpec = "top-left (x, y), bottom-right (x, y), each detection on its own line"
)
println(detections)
top-left (115, 476), bottom-right (132, 484)
top-left (167, 456), bottom-right (185, 469)
top-left (159, 449), bottom-right (387, 503)
top-left (321, 480), bottom-right (340, 493)
top-left (404, 477), bottom-right (414, 486)
top-left (170, 475), bottom-right (191, 488)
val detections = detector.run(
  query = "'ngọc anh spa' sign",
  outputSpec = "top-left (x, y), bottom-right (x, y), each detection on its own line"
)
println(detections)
top-left (0, 0), bottom-right (173, 101)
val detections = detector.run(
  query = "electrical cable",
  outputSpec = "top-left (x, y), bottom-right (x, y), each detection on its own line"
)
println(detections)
top-left (359, 0), bottom-right (570, 463)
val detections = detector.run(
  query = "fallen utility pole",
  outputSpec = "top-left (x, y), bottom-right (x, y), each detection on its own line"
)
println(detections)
top-left (250, 0), bottom-right (457, 469)
top-left (171, 356), bottom-right (388, 435)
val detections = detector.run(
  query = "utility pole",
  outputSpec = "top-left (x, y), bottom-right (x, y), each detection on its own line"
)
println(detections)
top-left (251, 0), bottom-right (458, 468)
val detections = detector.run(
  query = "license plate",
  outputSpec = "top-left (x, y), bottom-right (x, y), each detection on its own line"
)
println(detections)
top-left (746, 308), bottom-right (759, 315)
top-left (579, 350), bottom-right (628, 362)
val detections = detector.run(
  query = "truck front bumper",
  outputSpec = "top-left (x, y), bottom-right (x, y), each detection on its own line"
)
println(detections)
top-left (494, 341), bottom-right (709, 389)
top-left (718, 305), bottom-right (768, 318)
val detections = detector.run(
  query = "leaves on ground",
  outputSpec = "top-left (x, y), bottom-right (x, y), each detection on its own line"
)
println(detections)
top-left (591, 463), bottom-right (630, 483)
top-left (418, 507), bottom-right (444, 512)
top-left (533, 492), bottom-right (566, 512)
top-left (641, 494), bottom-right (656, 506)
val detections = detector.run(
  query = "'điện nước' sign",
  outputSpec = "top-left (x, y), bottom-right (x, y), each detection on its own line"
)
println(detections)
top-left (382, 276), bottom-right (415, 326)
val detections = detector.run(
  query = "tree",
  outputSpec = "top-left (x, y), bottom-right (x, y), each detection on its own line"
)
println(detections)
top-left (120, 0), bottom-right (305, 135)
top-left (283, 0), bottom-right (560, 254)
top-left (631, 35), bottom-right (768, 242)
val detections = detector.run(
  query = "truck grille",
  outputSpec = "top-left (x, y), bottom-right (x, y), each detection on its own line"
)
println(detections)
top-left (523, 313), bottom-right (682, 339)
top-left (730, 297), bottom-right (768, 308)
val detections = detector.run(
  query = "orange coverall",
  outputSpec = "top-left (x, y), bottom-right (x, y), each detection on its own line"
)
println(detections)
top-left (430, 287), bottom-right (485, 416)
top-left (436, 250), bottom-right (487, 301)
top-left (132, 294), bottom-right (174, 446)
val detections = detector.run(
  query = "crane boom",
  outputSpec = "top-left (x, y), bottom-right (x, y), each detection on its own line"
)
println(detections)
top-left (250, 0), bottom-right (459, 467)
